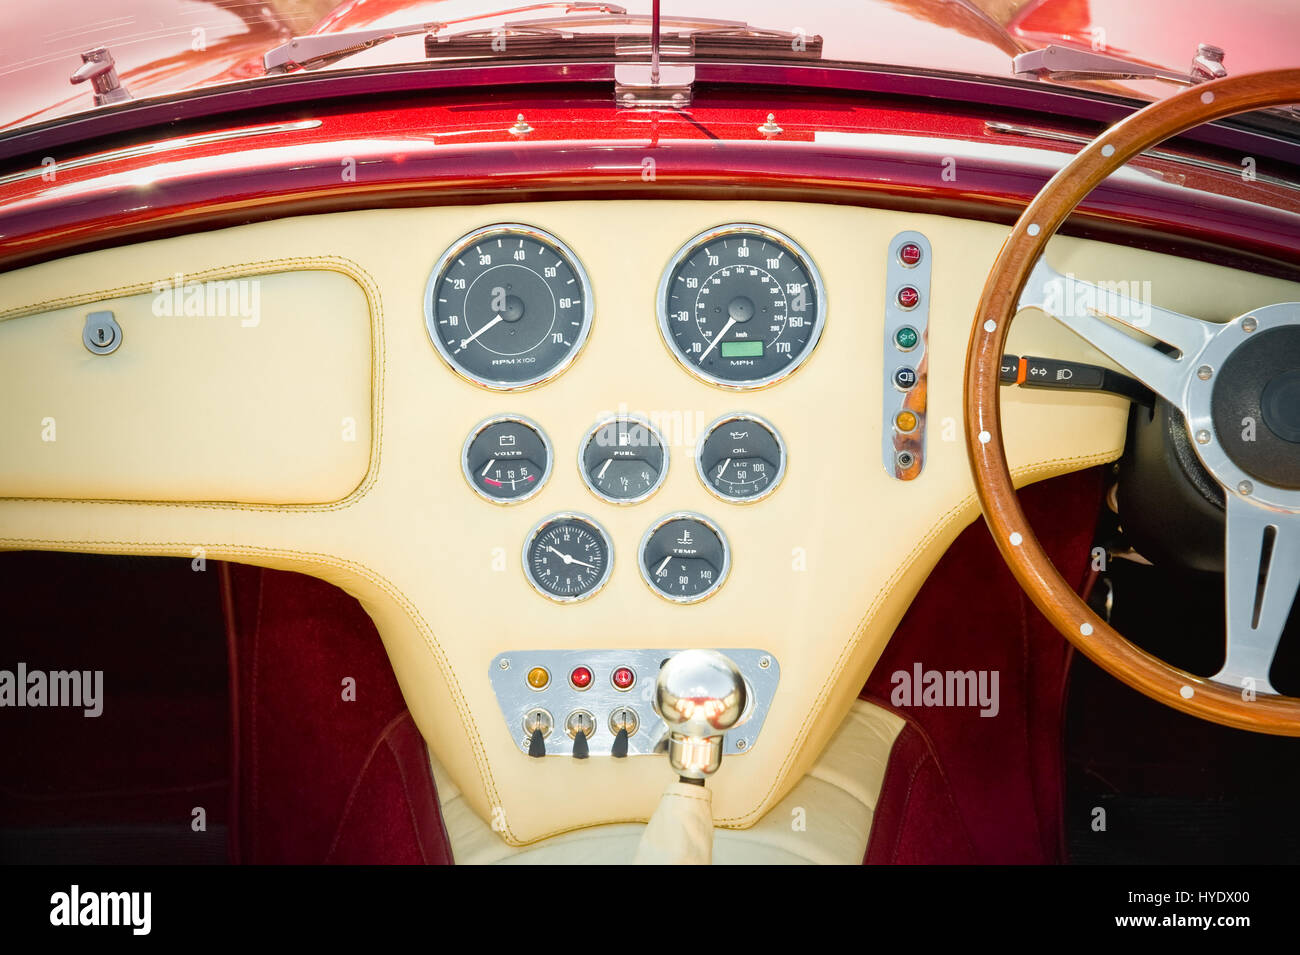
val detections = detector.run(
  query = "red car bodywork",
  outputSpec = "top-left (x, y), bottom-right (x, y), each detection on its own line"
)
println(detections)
top-left (0, 0), bottom-right (1297, 277)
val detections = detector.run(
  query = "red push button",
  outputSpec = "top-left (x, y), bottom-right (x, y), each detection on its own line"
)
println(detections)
top-left (569, 666), bottom-right (593, 690)
top-left (897, 286), bottom-right (920, 309)
top-left (611, 666), bottom-right (636, 691)
top-left (898, 242), bottom-right (923, 267)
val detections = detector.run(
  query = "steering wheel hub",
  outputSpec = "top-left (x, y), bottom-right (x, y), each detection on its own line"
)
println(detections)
top-left (1210, 321), bottom-right (1300, 489)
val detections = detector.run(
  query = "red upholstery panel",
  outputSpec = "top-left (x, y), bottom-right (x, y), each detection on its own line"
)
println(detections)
top-left (864, 716), bottom-right (977, 864)
top-left (222, 564), bottom-right (453, 865)
top-left (862, 468), bottom-right (1104, 864)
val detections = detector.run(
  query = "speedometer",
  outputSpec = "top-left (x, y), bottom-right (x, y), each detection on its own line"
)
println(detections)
top-left (425, 224), bottom-right (594, 390)
top-left (657, 224), bottom-right (826, 389)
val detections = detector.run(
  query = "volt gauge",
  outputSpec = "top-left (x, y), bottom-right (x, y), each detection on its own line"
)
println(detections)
top-left (462, 415), bottom-right (552, 504)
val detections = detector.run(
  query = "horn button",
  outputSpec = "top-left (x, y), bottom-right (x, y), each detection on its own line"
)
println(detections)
top-left (1210, 326), bottom-right (1300, 490)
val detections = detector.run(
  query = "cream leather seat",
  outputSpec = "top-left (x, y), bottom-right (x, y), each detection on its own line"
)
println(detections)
top-left (432, 699), bottom-right (905, 865)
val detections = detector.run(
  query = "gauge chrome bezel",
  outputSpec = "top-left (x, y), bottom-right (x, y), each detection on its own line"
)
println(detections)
top-left (637, 510), bottom-right (731, 605)
top-left (577, 413), bottom-right (670, 506)
top-left (461, 413), bottom-right (553, 506)
top-left (425, 223), bottom-right (595, 392)
top-left (695, 411), bottom-right (788, 505)
top-left (656, 223), bottom-right (827, 391)
top-left (522, 511), bottom-right (615, 604)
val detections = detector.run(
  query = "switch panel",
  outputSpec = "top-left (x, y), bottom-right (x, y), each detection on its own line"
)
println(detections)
top-left (881, 231), bottom-right (933, 480)
top-left (488, 648), bottom-right (780, 758)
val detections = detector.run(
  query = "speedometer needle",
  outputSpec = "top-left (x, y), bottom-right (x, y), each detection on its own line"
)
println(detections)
top-left (697, 317), bottom-right (736, 363)
top-left (546, 545), bottom-right (596, 571)
top-left (460, 314), bottom-right (503, 349)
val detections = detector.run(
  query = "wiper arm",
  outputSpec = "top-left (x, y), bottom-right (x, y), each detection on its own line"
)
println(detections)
top-left (1013, 43), bottom-right (1226, 86)
top-left (1014, 43), bottom-right (1299, 120)
top-left (263, 1), bottom-right (627, 73)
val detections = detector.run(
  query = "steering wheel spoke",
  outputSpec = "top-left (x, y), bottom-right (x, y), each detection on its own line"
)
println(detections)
top-left (1019, 259), bottom-right (1217, 404)
top-left (1213, 497), bottom-right (1300, 696)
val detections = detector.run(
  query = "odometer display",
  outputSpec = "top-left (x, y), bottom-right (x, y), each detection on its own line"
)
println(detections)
top-left (658, 224), bottom-right (825, 389)
top-left (639, 513), bottom-right (730, 604)
top-left (426, 224), bottom-right (593, 390)
top-left (523, 514), bottom-right (613, 603)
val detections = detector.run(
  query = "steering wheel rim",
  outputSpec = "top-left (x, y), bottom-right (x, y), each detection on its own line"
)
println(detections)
top-left (965, 69), bottom-right (1300, 735)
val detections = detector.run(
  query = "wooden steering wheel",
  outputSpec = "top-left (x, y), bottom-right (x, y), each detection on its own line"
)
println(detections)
top-left (965, 69), bottom-right (1300, 735)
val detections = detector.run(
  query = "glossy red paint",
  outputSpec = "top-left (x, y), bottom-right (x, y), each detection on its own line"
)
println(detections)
top-left (0, 78), bottom-right (1297, 276)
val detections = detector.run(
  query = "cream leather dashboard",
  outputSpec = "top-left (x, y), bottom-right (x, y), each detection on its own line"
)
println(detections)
top-left (2, 200), bottom-right (1296, 845)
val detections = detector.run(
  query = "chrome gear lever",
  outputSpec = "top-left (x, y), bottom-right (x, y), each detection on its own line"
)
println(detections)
top-left (635, 649), bottom-right (746, 865)
top-left (654, 649), bottom-right (747, 780)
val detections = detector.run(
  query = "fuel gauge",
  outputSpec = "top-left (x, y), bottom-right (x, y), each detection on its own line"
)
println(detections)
top-left (579, 414), bottom-right (668, 504)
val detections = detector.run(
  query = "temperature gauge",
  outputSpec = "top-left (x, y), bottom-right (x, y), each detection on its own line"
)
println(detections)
top-left (462, 415), bottom-right (552, 504)
top-left (639, 512), bottom-right (730, 604)
top-left (696, 413), bottom-right (786, 503)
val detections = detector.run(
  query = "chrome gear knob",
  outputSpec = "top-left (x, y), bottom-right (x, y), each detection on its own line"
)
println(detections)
top-left (653, 649), bottom-right (747, 779)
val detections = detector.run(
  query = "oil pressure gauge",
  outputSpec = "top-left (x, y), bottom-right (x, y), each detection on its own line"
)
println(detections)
top-left (639, 512), bottom-right (730, 604)
top-left (696, 413), bottom-right (786, 503)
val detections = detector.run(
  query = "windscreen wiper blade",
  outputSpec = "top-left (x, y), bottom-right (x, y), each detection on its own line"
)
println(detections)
top-left (421, 18), bottom-right (822, 63)
top-left (263, 1), bottom-right (627, 73)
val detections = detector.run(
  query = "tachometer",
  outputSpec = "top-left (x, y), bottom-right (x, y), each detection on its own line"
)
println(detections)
top-left (657, 224), bottom-right (825, 389)
top-left (425, 224), bottom-right (593, 390)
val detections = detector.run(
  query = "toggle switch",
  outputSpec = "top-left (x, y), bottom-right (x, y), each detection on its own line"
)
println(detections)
top-left (566, 710), bottom-right (595, 759)
top-left (524, 708), bottom-right (553, 759)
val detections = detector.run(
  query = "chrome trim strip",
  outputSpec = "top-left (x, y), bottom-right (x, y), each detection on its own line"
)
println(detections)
top-left (985, 121), bottom-right (1300, 193)
top-left (0, 120), bottom-right (322, 187)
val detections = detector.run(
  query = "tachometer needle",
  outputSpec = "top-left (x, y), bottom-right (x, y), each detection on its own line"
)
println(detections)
top-left (654, 555), bottom-right (672, 576)
top-left (460, 314), bottom-right (503, 349)
top-left (697, 317), bottom-right (736, 363)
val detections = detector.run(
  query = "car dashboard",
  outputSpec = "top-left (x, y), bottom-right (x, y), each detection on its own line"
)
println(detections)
top-left (4, 195), bottom-right (1298, 844)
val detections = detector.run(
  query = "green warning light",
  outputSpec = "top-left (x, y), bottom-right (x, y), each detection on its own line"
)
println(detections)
top-left (720, 341), bottom-right (764, 358)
